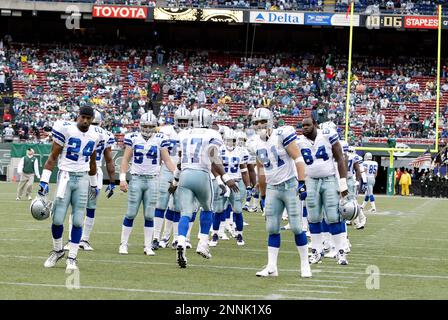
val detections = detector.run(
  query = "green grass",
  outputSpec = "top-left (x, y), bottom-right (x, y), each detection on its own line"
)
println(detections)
top-left (0, 181), bottom-right (447, 300)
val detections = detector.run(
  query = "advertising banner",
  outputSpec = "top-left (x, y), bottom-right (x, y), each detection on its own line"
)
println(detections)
top-left (304, 13), bottom-right (332, 26)
top-left (92, 5), bottom-right (148, 19)
top-left (249, 11), bottom-right (304, 25)
top-left (404, 16), bottom-right (438, 29)
top-left (155, 8), bottom-right (243, 23)
top-left (330, 13), bottom-right (360, 26)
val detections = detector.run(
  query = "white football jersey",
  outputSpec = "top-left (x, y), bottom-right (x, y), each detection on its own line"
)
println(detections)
top-left (347, 153), bottom-right (363, 179)
top-left (296, 128), bottom-right (339, 178)
top-left (339, 139), bottom-right (349, 156)
top-left (363, 160), bottom-right (378, 178)
top-left (158, 125), bottom-right (180, 165)
top-left (51, 120), bottom-right (100, 172)
top-left (246, 135), bottom-right (260, 165)
top-left (92, 126), bottom-right (115, 165)
top-left (178, 128), bottom-right (223, 172)
top-left (124, 131), bottom-right (169, 175)
top-left (220, 146), bottom-right (249, 180)
top-left (254, 126), bottom-right (297, 185)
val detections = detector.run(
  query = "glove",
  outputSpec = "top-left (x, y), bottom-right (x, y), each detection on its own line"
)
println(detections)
top-left (105, 183), bottom-right (115, 199)
top-left (219, 184), bottom-right (227, 197)
top-left (38, 181), bottom-right (49, 196)
top-left (89, 186), bottom-right (99, 200)
top-left (260, 195), bottom-right (266, 211)
top-left (297, 180), bottom-right (307, 200)
top-left (168, 183), bottom-right (177, 195)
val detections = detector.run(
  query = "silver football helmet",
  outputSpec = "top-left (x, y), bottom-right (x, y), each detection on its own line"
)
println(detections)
top-left (235, 131), bottom-right (247, 147)
top-left (174, 108), bottom-right (191, 129)
top-left (339, 198), bottom-right (360, 221)
top-left (319, 121), bottom-right (338, 131)
top-left (252, 108), bottom-right (273, 139)
top-left (92, 110), bottom-right (103, 126)
top-left (364, 152), bottom-right (373, 161)
top-left (191, 108), bottom-right (213, 128)
top-left (140, 112), bottom-right (158, 139)
top-left (224, 130), bottom-right (237, 151)
top-left (348, 146), bottom-right (356, 154)
top-left (30, 195), bottom-right (53, 221)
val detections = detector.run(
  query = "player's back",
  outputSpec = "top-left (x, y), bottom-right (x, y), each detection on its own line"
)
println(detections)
top-left (179, 128), bottom-right (222, 172)
top-left (52, 120), bottom-right (99, 172)
top-left (159, 125), bottom-right (180, 165)
top-left (92, 125), bottom-right (115, 165)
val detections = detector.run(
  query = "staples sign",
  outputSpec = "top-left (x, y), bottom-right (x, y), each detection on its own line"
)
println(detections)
top-left (404, 16), bottom-right (438, 29)
top-left (92, 5), bottom-right (148, 20)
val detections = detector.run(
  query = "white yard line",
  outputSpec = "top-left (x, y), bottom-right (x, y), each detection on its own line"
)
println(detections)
top-left (278, 289), bottom-right (341, 294)
top-left (286, 284), bottom-right (349, 289)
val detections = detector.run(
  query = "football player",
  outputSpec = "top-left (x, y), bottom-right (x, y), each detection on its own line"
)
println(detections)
top-left (40, 106), bottom-right (100, 271)
top-left (170, 108), bottom-right (239, 268)
top-left (64, 110), bottom-right (116, 251)
top-left (244, 128), bottom-right (260, 213)
top-left (347, 146), bottom-right (367, 229)
top-left (153, 108), bottom-right (191, 250)
top-left (210, 130), bottom-right (250, 247)
top-left (361, 152), bottom-right (378, 213)
top-left (297, 117), bottom-right (350, 265)
top-left (118, 112), bottom-right (177, 256)
top-left (251, 108), bottom-right (311, 278)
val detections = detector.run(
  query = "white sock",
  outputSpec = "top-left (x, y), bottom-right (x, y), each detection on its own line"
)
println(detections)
top-left (68, 242), bottom-right (79, 259)
top-left (324, 232), bottom-right (333, 247)
top-left (173, 222), bottom-right (179, 241)
top-left (236, 231), bottom-right (242, 236)
top-left (162, 219), bottom-right (173, 240)
top-left (310, 233), bottom-right (323, 252)
top-left (302, 217), bottom-right (308, 232)
top-left (267, 246), bottom-right (279, 269)
top-left (342, 231), bottom-right (348, 248)
top-left (153, 217), bottom-right (164, 240)
top-left (296, 244), bottom-right (309, 265)
top-left (199, 233), bottom-right (209, 244)
top-left (371, 202), bottom-right (376, 210)
top-left (332, 233), bottom-right (346, 252)
top-left (53, 238), bottom-right (63, 251)
top-left (68, 215), bottom-right (73, 242)
top-left (144, 226), bottom-right (154, 249)
top-left (81, 217), bottom-right (94, 242)
top-left (361, 201), bottom-right (368, 209)
top-left (177, 235), bottom-right (186, 248)
top-left (121, 226), bottom-right (133, 245)
top-left (218, 223), bottom-right (225, 235)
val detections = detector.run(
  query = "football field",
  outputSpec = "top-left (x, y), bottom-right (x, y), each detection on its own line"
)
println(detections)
top-left (0, 181), bottom-right (447, 300)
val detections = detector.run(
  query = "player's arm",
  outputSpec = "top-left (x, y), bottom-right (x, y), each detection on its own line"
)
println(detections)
top-left (240, 163), bottom-right (250, 188)
top-left (333, 141), bottom-right (349, 197)
top-left (247, 163), bottom-right (257, 187)
top-left (119, 146), bottom-right (132, 193)
top-left (103, 146), bottom-right (116, 198)
top-left (88, 151), bottom-right (99, 199)
top-left (38, 142), bottom-right (63, 195)
top-left (160, 148), bottom-right (176, 172)
top-left (256, 160), bottom-right (267, 210)
top-left (286, 142), bottom-right (306, 181)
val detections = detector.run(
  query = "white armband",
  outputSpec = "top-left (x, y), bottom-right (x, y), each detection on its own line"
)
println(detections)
top-left (89, 174), bottom-right (98, 187)
top-left (295, 157), bottom-right (305, 164)
top-left (222, 173), bottom-right (231, 184)
top-left (240, 168), bottom-right (248, 173)
top-left (216, 175), bottom-right (224, 186)
top-left (119, 173), bottom-right (127, 182)
top-left (339, 178), bottom-right (348, 192)
top-left (41, 169), bottom-right (52, 184)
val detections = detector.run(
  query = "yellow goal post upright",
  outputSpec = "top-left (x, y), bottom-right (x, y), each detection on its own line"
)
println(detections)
top-left (343, 3), bottom-right (443, 196)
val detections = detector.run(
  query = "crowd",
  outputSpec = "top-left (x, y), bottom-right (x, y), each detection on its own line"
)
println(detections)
top-left (1, 40), bottom-right (448, 146)
top-left (336, 1), bottom-right (445, 15)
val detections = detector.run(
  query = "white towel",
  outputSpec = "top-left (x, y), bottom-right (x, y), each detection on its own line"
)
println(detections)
top-left (56, 171), bottom-right (70, 199)
top-left (97, 167), bottom-right (104, 190)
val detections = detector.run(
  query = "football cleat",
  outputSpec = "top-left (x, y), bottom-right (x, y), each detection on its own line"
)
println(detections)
top-left (176, 245), bottom-right (187, 268)
top-left (159, 238), bottom-right (169, 248)
top-left (309, 249), bottom-right (323, 264)
top-left (171, 240), bottom-right (178, 250)
top-left (63, 241), bottom-right (70, 251)
top-left (337, 249), bottom-right (348, 265)
top-left (79, 240), bottom-right (94, 251)
top-left (66, 257), bottom-right (78, 271)
top-left (370, 208), bottom-right (376, 214)
top-left (281, 223), bottom-right (291, 231)
top-left (256, 265), bottom-right (278, 277)
top-left (218, 232), bottom-right (229, 240)
top-left (209, 234), bottom-right (218, 247)
top-left (119, 243), bottom-right (128, 255)
top-left (144, 247), bottom-right (155, 256)
top-left (196, 242), bottom-right (212, 259)
top-left (324, 248), bottom-right (338, 259)
top-left (236, 234), bottom-right (245, 246)
top-left (301, 263), bottom-right (312, 278)
top-left (151, 239), bottom-right (160, 251)
top-left (185, 241), bottom-right (192, 249)
top-left (44, 250), bottom-right (65, 268)
top-left (243, 221), bottom-right (249, 226)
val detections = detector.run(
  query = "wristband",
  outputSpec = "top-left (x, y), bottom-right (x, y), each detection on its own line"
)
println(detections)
top-left (172, 179), bottom-right (178, 187)
top-left (216, 176), bottom-right (224, 186)
top-left (222, 173), bottom-right (231, 183)
top-left (41, 169), bottom-right (52, 183)
top-left (89, 174), bottom-right (98, 187)
top-left (240, 168), bottom-right (248, 173)
top-left (120, 173), bottom-right (127, 182)
top-left (339, 177), bottom-right (348, 192)
top-left (295, 157), bottom-right (305, 164)
top-left (173, 169), bottom-right (181, 180)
